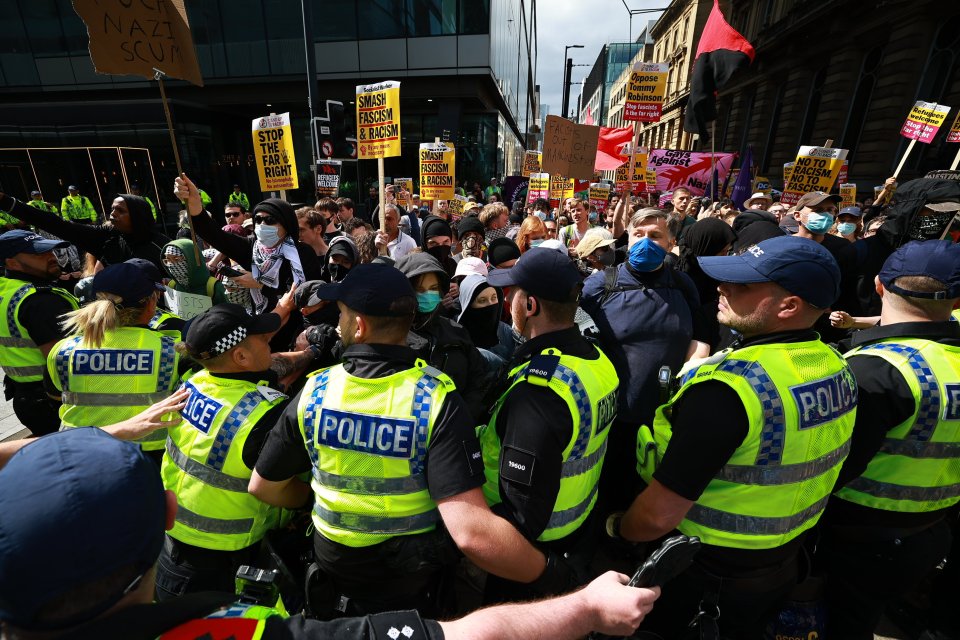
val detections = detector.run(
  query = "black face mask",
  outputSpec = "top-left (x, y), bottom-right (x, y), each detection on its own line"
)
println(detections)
top-left (460, 304), bottom-right (500, 348)
top-left (427, 244), bottom-right (451, 265)
top-left (328, 262), bottom-right (350, 283)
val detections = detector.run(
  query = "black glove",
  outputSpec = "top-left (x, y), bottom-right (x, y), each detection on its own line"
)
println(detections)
top-left (306, 324), bottom-right (339, 353)
top-left (526, 550), bottom-right (579, 597)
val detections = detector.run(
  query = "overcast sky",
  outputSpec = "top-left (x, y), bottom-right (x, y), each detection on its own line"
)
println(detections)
top-left (536, 0), bottom-right (666, 118)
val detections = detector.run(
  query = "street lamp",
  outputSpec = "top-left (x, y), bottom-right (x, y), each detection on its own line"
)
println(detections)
top-left (561, 44), bottom-right (583, 121)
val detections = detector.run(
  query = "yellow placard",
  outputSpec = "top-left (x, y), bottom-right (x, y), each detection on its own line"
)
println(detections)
top-left (252, 112), bottom-right (298, 192)
top-left (948, 111), bottom-right (960, 143)
top-left (839, 183), bottom-right (857, 208)
top-left (356, 80), bottom-right (402, 159)
top-left (781, 146), bottom-right (848, 207)
top-left (783, 162), bottom-right (794, 187)
top-left (615, 151), bottom-right (647, 192)
top-left (901, 101), bottom-right (951, 143)
top-left (522, 151), bottom-right (542, 177)
top-left (419, 142), bottom-right (455, 200)
top-left (753, 176), bottom-right (771, 195)
top-left (588, 183), bottom-right (611, 212)
top-left (448, 194), bottom-right (467, 222)
top-left (549, 174), bottom-right (574, 201)
top-left (645, 166), bottom-right (657, 190)
top-left (394, 178), bottom-right (413, 206)
top-left (623, 62), bottom-right (669, 123)
top-left (527, 173), bottom-right (550, 203)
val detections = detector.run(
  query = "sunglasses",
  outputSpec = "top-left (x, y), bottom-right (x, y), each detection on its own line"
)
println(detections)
top-left (254, 215), bottom-right (278, 225)
top-left (225, 211), bottom-right (243, 218)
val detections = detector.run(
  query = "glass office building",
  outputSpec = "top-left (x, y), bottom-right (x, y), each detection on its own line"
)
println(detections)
top-left (0, 0), bottom-right (537, 217)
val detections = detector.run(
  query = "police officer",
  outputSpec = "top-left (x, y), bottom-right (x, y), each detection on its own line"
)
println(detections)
top-left (0, 430), bottom-right (659, 639)
top-left (228, 184), bottom-right (250, 211)
top-left (820, 239), bottom-right (960, 639)
top-left (615, 235), bottom-right (856, 639)
top-left (480, 247), bottom-right (619, 601)
top-left (156, 304), bottom-right (292, 600)
top-left (0, 231), bottom-right (78, 435)
top-left (26, 190), bottom-right (57, 215)
top-left (60, 185), bottom-right (97, 223)
top-left (47, 262), bottom-right (182, 458)
top-left (249, 264), bottom-right (569, 616)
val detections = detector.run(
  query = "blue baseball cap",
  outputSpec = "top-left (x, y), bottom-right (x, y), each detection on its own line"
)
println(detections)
top-left (698, 235), bottom-right (841, 309)
top-left (839, 206), bottom-right (863, 218)
top-left (879, 239), bottom-right (960, 300)
top-left (0, 428), bottom-right (166, 630)
top-left (311, 263), bottom-right (416, 316)
top-left (91, 262), bottom-right (165, 305)
top-left (487, 246), bottom-right (583, 302)
top-left (0, 230), bottom-right (68, 260)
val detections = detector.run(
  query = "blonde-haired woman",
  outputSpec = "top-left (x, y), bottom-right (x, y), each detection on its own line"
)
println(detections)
top-left (49, 262), bottom-right (182, 460)
top-left (514, 216), bottom-right (547, 253)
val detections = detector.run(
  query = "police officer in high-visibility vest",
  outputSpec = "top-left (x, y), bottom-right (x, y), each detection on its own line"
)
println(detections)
top-left (612, 236), bottom-right (856, 639)
top-left (479, 248), bottom-right (619, 602)
top-left (26, 190), bottom-right (57, 216)
top-left (819, 239), bottom-right (960, 640)
top-left (156, 303), bottom-right (294, 600)
top-left (60, 185), bottom-right (97, 223)
top-left (228, 184), bottom-right (250, 211)
top-left (250, 264), bottom-right (575, 616)
top-left (48, 262), bottom-right (182, 460)
top-left (0, 231), bottom-right (78, 435)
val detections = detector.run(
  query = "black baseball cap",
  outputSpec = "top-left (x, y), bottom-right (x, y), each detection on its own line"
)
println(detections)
top-left (0, 230), bottom-right (68, 260)
top-left (309, 263), bottom-right (415, 316)
top-left (184, 303), bottom-right (280, 359)
top-left (879, 239), bottom-right (960, 300)
top-left (30, 190), bottom-right (40, 197)
top-left (91, 263), bottom-right (165, 305)
top-left (486, 247), bottom-right (583, 302)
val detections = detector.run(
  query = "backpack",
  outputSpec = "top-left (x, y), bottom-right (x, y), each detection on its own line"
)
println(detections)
top-left (600, 264), bottom-right (698, 307)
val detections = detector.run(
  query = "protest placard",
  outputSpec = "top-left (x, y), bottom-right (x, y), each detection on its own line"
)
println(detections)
top-left (623, 62), bottom-right (669, 123)
top-left (542, 115), bottom-right (600, 181)
top-left (315, 159), bottom-right (342, 197)
top-left (780, 146), bottom-right (848, 206)
top-left (839, 184), bottom-right (856, 208)
top-left (527, 173), bottom-right (550, 203)
top-left (549, 175), bottom-right (575, 202)
top-left (394, 178), bottom-right (413, 207)
top-left (836, 161), bottom-right (849, 188)
top-left (73, 0), bottom-right (203, 86)
top-left (502, 176), bottom-right (529, 208)
top-left (252, 113), bottom-right (298, 192)
top-left (356, 81), bottom-right (402, 159)
top-left (783, 162), bottom-right (794, 187)
top-left (648, 149), bottom-right (736, 196)
top-left (724, 168), bottom-right (740, 197)
top-left (615, 150), bottom-right (648, 194)
top-left (753, 176), bottom-right (772, 195)
top-left (645, 166), bottom-right (657, 192)
top-left (164, 289), bottom-right (212, 320)
top-left (588, 183), bottom-right (611, 213)
top-left (900, 101), bottom-right (951, 144)
top-left (948, 112), bottom-right (960, 143)
top-left (448, 195), bottom-right (467, 222)
top-left (522, 151), bottom-right (542, 177)
top-left (419, 142), bottom-right (455, 200)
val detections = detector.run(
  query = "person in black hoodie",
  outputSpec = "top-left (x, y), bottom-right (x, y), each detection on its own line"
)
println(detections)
top-left (174, 174), bottom-right (322, 350)
top-left (676, 218), bottom-right (737, 351)
top-left (395, 252), bottom-right (493, 422)
top-left (0, 191), bottom-right (169, 270)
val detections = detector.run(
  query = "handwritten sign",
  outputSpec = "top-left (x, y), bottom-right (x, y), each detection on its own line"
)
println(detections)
top-left (252, 113), bottom-right (298, 191)
top-left (781, 146), bottom-right (849, 206)
top-left (542, 115), bottom-right (600, 181)
top-left (316, 159), bottom-right (341, 197)
top-left (900, 101), bottom-right (951, 144)
top-left (418, 142), bottom-right (455, 200)
top-left (164, 289), bottom-right (212, 320)
top-left (522, 151), bottom-right (542, 177)
top-left (623, 62), bottom-right (668, 122)
top-left (356, 81), bottom-right (402, 159)
top-left (72, 0), bottom-right (203, 86)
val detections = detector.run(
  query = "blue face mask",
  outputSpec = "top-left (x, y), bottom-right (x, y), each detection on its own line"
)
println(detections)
top-left (628, 237), bottom-right (667, 272)
top-left (417, 291), bottom-right (441, 313)
top-left (837, 222), bottom-right (857, 236)
top-left (254, 222), bottom-right (282, 247)
top-left (804, 212), bottom-right (834, 234)
top-left (530, 239), bottom-right (545, 248)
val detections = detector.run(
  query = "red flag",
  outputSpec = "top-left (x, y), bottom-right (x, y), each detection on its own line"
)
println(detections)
top-left (585, 107), bottom-right (595, 126)
top-left (594, 126), bottom-right (634, 171)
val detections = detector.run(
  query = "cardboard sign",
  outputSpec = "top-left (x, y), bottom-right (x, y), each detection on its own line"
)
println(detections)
top-left (542, 115), bottom-right (601, 181)
top-left (393, 178), bottom-right (413, 207)
top-left (648, 150), bottom-right (736, 196)
top-left (839, 183), bottom-right (857, 208)
top-left (164, 289), bottom-right (212, 320)
top-left (947, 112), bottom-right (960, 143)
top-left (528, 173), bottom-right (550, 203)
top-left (72, 0), bottom-right (203, 86)
top-left (356, 80), bottom-right (402, 159)
top-left (252, 113), bottom-right (298, 191)
top-left (448, 194), bottom-right (467, 222)
top-left (614, 150), bottom-right (648, 194)
top-left (623, 62), bottom-right (669, 123)
top-left (522, 151), bottom-right (542, 177)
top-left (900, 101), bottom-right (951, 144)
top-left (588, 183), bottom-right (611, 213)
top-left (549, 175), bottom-right (574, 201)
top-left (418, 142), bottom-right (455, 200)
top-left (780, 146), bottom-right (849, 206)
top-left (315, 159), bottom-right (342, 197)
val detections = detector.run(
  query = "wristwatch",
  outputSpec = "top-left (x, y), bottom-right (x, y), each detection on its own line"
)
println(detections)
top-left (605, 511), bottom-right (625, 540)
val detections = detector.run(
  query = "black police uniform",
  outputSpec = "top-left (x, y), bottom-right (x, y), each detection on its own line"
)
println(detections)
top-left (255, 343), bottom-right (484, 617)
top-left (820, 321), bottom-right (960, 639)
top-left (2, 268), bottom-right (75, 436)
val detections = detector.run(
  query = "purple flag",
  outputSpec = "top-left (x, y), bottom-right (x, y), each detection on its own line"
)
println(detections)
top-left (731, 146), bottom-right (753, 211)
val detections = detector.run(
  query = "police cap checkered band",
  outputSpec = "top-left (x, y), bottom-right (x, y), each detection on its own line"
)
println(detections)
top-left (210, 326), bottom-right (247, 356)
top-left (184, 303), bottom-right (281, 359)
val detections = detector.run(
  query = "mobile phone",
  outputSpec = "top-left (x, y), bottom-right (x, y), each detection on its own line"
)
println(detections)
top-left (220, 265), bottom-right (243, 277)
top-left (628, 534), bottom-right (701, 588)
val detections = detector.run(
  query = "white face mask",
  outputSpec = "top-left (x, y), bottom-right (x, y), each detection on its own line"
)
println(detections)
top-left (254, 222), bottom-right (282, 247)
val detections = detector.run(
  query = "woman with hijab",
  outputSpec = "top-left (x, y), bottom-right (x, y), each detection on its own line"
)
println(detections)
top-left (457, 274), bottom-right (513, 370)
top-left (676, 217), bottom-right (737, 351)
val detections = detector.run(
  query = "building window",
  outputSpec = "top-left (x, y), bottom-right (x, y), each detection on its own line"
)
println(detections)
top-left (840, 45), bottom-right (884, 166)
top-left (737, 88), bottom-right (756, 156)
top-left (364, 0), bottom-right (406, 38)
top-left (313, 0), bottom-right (358, 41)
top-left (761, 83), bottom-right (786, 172)
top-left (798, 66), bottom-right (827, 149)
top-left (459, 0), bottom-right (490, 35)
top-left (408, 0), bottom-right (457, 36)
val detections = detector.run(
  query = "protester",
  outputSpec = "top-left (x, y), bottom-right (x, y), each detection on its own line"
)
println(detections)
top-left (515, 215), bottom-right (548, 253)
top-left (487, 237), bottom-right (521, 269)
top-left (456, 215), bottom-right (486, 262)
top-left (558, 197), bottom-right (592, 249)
top-left (323, 234), bottom-right (358, 284)
top-left (375, 203), bottom-right (417, 260)
top-left (161, 238), bottom-right (228, 305)
top-left (576, 228), bottom-right (617, 273)
top-left (336, 197), bottom-right (357, 223)
top-left (295, 206), bottom-right (329, 258)
top-left (744, 192), bottom-right (773, 210)
top-left (668, 187), bottom-right (696, 241)
top-left (314, 198), bottom-right (344, 244)
top-left (676, 217), bottom-right (738, 350)
top-left (544, 217), bottom-right (559, 240)
top-left (480, 203), bottom-right (510, 244)
top-left (456, 273), bottom-right (513, 367)
top-left (834, 205), bottom-right (863, 241)
top-left (420, 214), bottom-right (457, 275)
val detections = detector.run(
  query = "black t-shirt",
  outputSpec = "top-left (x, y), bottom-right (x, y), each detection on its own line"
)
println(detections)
top-left (255, 343), bottom-right (483, 502)
top-left (490, 326), bottom-right (598, 542)
top-left (653, 329), bottom-right (819, 569)
top-left (824, 321), bottom-right (960, 529)
top-left (6, 269), bottom-right (74, 349)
